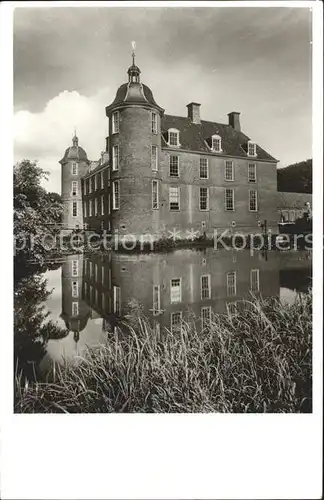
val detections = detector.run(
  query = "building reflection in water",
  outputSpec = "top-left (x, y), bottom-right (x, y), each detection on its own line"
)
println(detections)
top-left (58, 248), bottom-right (311, 350)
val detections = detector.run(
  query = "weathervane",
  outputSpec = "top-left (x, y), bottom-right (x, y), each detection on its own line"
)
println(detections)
top-left (131, 40), bottom-right (136, 65)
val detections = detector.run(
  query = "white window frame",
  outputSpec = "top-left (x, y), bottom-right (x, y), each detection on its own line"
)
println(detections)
top-left (89, 177), bottom-right (92, 194)
top-left (72, 201), bottom-right (78, 218)
top-left (83, 201), bottom-right (87, 218)
top-left (169, 185), bottom-right (180, 211)
top-left (169, 155), bottom-right (179, 177)
top-left (199, 187), bottom-right (209, 211)
top-left (248, 163), bottom-right (257, 183)
top-left (72, 259), bottom-right (78, 277)
top-left (249, 189), bottom-right (258, 212)
top-left (227, 271), bottom-right (237, 297)
top-left (72, 280), bottom-right (79, 298)
top-left (72, 162), bottom-right (78, 175)
top-left (113, 285), bottom-right (121, 315)
top-left (101, 171), bottom-right (104, 189)
top-left (151, 112), bottom-right (157, 134)
top-left (71, 181), bottom-right (78, 196)
top-left (247, 141), bottom-right (257, 157)
top-left (201, 306), bottom-right (211, 329)
top-left (171, 311), bottom-right (182, 332)
top-left (225, 160), bottom-right (234, 181)
top-left (152, 285), bottom-right (161, 316)
top-left (170, 278), bottom-right (182, 304)
top-left (83, 180), bottom-right (87, 195)
top-left (113, 180), bottom-right (120, 210)
top-left (112, 145), bottom-right (119, 171)
top-left (200, 274), bottom-right (211, 300)
top-left (199, 158), bottom-right (208, 179)
top-left (112, 111), bottom-right (120, 134)
top-left (101, 195), bottom-right (104, 215)
top-left (225, 188), bottom-right (235, 211)
top-left (94, 174), bottom-right (98, 191)
top-left (250, 269), bottom-right (260, 293)
top-left (168, 128), bottom-right (180, 147)
top-left (72, 301), bottom-right (79, 317)
top-left (151, 145), bottom-right (158, 171)
top-left (94, 197), bottom-right (98, 215)
top-left (211, 134), bottom-right (222, 152)
top-left (152, 180), bottom-right (159, 210)
top-left (89, 199), bottom-right (92, 217)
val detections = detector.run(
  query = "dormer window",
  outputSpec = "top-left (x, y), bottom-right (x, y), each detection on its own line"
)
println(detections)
top-left (168, 128), bottom-right (180, 147)
top-left (211, 134), bottom-right (222, 152)
top-left (112, 111), bottom-right (119, 134)
top-left (248, 141), bottom-right (257, 157)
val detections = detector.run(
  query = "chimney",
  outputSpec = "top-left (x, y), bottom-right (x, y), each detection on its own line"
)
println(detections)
top-left (228, 111), bottom-right (241, 132)
top-left (187, 102), bottom-right (201, 124)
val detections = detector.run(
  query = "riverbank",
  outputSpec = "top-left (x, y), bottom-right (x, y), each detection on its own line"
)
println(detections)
top-left (15, 291), bottom-right (312, 413)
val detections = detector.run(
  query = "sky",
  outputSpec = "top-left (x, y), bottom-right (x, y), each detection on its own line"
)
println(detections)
top-left (13, 5), bottom-right (312, 193)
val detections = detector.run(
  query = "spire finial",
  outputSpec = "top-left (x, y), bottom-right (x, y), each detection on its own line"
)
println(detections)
top-left (131, 40), bottom-right (136, 66)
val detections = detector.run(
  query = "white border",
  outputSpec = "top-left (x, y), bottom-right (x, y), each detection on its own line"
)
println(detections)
top-left (1, 2), bottom-right (322, 499)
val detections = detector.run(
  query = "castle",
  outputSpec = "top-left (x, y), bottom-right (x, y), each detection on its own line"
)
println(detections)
top-left (60, 50), bottom-right (310, 238)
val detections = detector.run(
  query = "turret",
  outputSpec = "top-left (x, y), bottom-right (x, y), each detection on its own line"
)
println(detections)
top-left (105, 44), bottom-right (164, 238)
top-left (59, 133), bottom-right (90, 232)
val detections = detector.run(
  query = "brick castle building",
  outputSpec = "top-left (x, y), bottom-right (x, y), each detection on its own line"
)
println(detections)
top-left (60, 51), bottom-right (310, 238)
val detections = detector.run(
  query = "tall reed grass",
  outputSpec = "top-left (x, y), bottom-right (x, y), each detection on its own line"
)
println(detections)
top-left (15, 292), bottom-right (312, 413)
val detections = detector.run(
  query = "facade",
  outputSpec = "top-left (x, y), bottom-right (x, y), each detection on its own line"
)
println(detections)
top-left (60, 53), bottom-right (311, 238)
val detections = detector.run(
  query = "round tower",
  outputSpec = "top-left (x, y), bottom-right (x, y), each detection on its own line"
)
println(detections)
top-left (105, 47), bottom-right (164, 239)
top-left (59, 134), bottom-right (90, 232)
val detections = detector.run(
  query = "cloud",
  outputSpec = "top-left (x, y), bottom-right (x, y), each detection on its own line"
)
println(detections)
top-left (14, 89), bottom-right (110, 192)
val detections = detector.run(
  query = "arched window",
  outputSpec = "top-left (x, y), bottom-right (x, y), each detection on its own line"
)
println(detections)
top-left (168, 128), bottom-right (180, 147)
top-left (211, 134), bottom-right (222, 152)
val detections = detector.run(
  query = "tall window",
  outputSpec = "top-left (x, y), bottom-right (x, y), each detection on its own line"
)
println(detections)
top-left (250, 269), bottom-right (260, 292)
top-left (83, 180), bottom-right (87, 195)
top-left (227, 271), bottom-right (237, 297)
top-left (83, 202), bottom-right (87, 218)
top-left (72, 302), bottom-right (79, 317)
top-left (151, 145), bottom-right (158, 171)
top-left (101, 195), bottom-right (104, 215)
top-left (72, 162), bottom-right (78, 175)
top-left (72, 201), bottom-right (78, 217)
top-left (72, 181), bottom-right (78, 196)
top-left (94, 197), bottom-right (98, 215)
top-left (152, 180), bottom-right (159, 209)
top-left (225, 160), bottom-right (234, 181)
top-left (169, 155), bottom-right (179, 177)
top-left (89, 199), bottom-right (92, 217)
top-left (112, 145), bottom-right (119, 171)
top-left (168, 129), bottom-right (179, 146)
top-left (112, 111), bottom-right (119, 134)
top-left (153, 285), bottom-right (161, 315)
top-left (170, 278), bottom-right (181, 303)
top-left (200, 158), bottom-right (208, 179)
top-left (113, 180), bottom-right (120, 210)
top-left (169, 186), bottom-right (180, 211)
top-left (199, 187), bottom-right (209, 211)
top-left (248, 163), bottom-right (257, 183)
top-left (201, 274), bottom-right (211, 299)
top-left (151, 112), bottom-right (157, 134)
top-left (89, 177), bottom-right (92, 194)
top-left (212, 135), bottom-right (221, 152)
top-left (225, 189), bottom-right (234, 211)
top-left (171, 312), bottom-right (182, 332)
top-left (101, 171), bottom-right (104, 189)
top-left (72, 281), bottom-right (79, 298)
top-left (248, 142), bottom-right (257, 157)
top-left (108, 193), bottom-right (111, 215)
top-left (72, 259), bottom-right (78, 277)
top-left (94, 174), bottom-right (98, 191)
top-left (201, 306), bottom-right (211, 329)
top-left (249, 190), bottom-right (258, 211)
top-left (113, 286), bottom-right (121, 315)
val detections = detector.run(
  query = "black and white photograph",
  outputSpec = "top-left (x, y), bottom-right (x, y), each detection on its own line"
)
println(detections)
top-left (1, 1), bottom-right (322, 498)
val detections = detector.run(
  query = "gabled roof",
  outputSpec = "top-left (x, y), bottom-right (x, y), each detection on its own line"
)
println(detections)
top-left (161, 115), bottom-right (278, 162)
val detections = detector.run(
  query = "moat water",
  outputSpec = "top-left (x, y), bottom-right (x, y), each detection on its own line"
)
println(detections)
top-left (14, 248), bottom-right (312, 380)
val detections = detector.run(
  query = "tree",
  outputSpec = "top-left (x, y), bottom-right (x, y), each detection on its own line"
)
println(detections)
top-left (277, 159), bottom-right (312, 194)
top-left (14, 160), bottom-right (64, 264)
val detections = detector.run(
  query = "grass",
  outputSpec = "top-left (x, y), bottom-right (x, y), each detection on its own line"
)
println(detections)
top-left (15, 292), bottom-right (312, 413)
